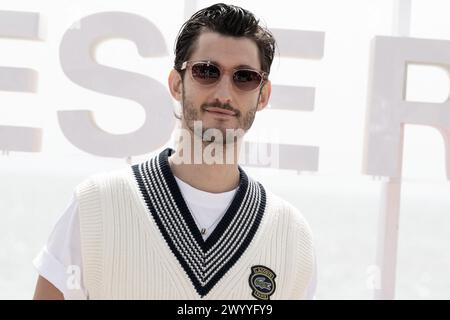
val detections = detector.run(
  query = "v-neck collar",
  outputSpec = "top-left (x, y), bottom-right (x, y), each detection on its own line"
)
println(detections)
top-left (132, 147), bottom-right (267, 297)
top-left (173, 175), bottom-right (237, 208)
top-left (159, 147), bottom-right (250, 250)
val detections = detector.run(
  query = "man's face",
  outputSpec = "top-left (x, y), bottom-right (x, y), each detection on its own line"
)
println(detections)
top-left (169, 32), bottom-right (271, 143)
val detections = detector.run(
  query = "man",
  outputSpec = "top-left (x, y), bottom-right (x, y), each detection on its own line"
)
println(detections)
top-left (33, 3), bottom-right (316, 300)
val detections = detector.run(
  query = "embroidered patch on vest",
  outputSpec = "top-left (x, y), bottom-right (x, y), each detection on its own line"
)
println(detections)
top-left (249, 265), bottom-right (276, 300)
top-left (132, 147), bottom-right (267, 298)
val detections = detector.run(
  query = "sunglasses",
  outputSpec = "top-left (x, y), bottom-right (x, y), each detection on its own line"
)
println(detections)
top-left (180, 60), bottom-right (268, 92)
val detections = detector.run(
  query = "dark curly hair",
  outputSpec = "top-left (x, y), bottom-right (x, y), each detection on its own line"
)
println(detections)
top-left (173, 3), bottom-right (276, 75)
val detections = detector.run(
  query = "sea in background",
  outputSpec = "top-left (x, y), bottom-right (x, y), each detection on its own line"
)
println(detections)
top-left (1, 152), bottom-right (449, 299)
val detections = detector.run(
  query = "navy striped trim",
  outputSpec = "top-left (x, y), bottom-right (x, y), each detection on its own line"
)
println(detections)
top-left (132, 147), bottom-right (266, 297)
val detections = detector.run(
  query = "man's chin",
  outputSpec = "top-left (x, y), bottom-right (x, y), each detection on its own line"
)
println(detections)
top-left (203, 127), bottom-right (245, 144)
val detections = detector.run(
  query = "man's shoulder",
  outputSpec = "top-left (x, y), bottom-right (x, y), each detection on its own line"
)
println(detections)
top-left (264, 188), bottom-right (302, 215)
top-left (264, 188), bottom-right (313, 233)
top-left (75, 166), bottom-right (133, 194)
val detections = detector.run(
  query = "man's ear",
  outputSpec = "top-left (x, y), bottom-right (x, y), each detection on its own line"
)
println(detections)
top-left (168, 69), bottom-right (183, 102)
top-left (256, 80), bottom-right (271, 111)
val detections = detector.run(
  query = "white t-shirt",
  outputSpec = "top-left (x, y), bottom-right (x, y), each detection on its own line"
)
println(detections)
top-left (33, 176), bottom-right (317, 299)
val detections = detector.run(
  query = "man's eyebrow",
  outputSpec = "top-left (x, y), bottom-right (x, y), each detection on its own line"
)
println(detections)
top-left (235, 64), bottom-right (258, 70)
top-left (206, 60), bottom-right (258, 70)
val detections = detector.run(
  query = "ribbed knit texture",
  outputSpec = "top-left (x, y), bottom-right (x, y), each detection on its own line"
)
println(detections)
top-left (75, 148), bottom-right (313, 299)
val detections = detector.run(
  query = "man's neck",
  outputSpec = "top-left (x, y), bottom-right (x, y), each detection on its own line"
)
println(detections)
top-left (168, 137), bottom-right (241, 194)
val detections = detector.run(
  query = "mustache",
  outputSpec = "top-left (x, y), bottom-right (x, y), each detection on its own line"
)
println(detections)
top-left (201, 101), bottom-right (240, 117)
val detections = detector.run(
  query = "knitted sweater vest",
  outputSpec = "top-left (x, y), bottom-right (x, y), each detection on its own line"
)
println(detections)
top-left (75, 148), bottom-right (314, 300)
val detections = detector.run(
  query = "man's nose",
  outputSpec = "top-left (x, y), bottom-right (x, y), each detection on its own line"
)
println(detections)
top-left (213, 72), bottom-right (234, 103)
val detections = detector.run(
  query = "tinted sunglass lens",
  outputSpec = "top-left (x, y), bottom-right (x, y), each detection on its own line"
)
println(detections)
top-left (233, 70), bottom-right (262, 91)
top-left (191, 63), bottom-right (220, 85)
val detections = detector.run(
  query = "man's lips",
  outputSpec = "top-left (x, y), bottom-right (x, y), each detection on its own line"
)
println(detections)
top-left (205, 107), bottom-right (237, 116)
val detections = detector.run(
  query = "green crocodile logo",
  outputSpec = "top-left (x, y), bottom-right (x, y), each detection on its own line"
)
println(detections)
top-left (254, 277), bottom-right (272, 291)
